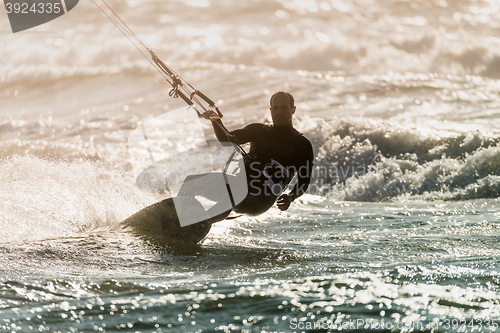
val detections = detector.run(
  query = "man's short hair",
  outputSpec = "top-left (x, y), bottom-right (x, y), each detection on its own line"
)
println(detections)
top-left (270, 91), bottom-right (295, 109)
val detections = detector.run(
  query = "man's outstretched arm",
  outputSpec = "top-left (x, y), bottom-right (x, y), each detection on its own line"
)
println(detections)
top-left (210, 119), bottom-right (260, 145)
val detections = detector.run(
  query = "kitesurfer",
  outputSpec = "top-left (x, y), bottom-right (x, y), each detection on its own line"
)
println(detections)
top-left (95, 1), bottom-right (313, 241)
top-left (178, 91), bottom-right (314, 222)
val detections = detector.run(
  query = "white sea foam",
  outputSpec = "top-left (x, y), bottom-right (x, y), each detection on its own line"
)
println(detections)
top-left (0, 156), bottom-right (161, 243)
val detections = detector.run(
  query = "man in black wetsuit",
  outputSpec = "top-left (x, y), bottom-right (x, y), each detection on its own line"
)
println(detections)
top-left (206, 91), bottom-right (314, 216)
top-left (126, 92), bottom-right (314, 243)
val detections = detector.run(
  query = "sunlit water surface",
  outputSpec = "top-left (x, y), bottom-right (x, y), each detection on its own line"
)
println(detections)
top-left (1, 0), bottom-right (500, 332)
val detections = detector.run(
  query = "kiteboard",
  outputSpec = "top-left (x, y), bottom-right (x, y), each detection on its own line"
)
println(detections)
top-left (122, 196), bottom-right (212, 245)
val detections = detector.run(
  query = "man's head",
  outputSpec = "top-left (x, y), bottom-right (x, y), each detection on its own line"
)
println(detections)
top-left (270, 91), bottom-right (296, 126)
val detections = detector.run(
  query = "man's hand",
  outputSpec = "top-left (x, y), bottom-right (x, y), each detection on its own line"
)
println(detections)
top-left (276, 194), bottom-right (292, 211)
top-left (202, 110), bottom-right (220, 120)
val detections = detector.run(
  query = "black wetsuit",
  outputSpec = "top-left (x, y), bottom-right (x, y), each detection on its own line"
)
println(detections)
top-left (212, 120), bottom-right (314, 215)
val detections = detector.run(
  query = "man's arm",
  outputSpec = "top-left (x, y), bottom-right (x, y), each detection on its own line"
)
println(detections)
top-left (211, 119), bottom-right (232, 143)
top-left (211, 120), bottom-right (261, 145)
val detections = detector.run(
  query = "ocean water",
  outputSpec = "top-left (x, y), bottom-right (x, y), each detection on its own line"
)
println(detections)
top-left (1, 0), bottom-right (500, 332)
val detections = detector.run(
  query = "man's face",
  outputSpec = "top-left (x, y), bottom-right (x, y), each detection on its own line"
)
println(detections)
top-left (270, 93), bottom-right (296, 126)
